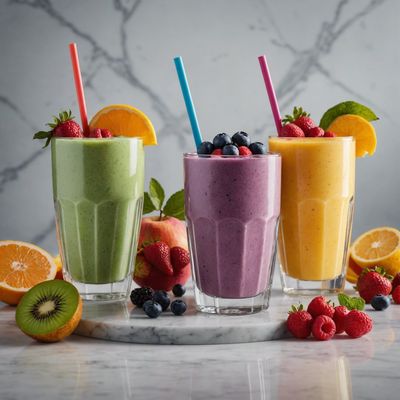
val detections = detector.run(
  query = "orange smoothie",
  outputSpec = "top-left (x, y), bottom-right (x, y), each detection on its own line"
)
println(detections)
top-left (269, 137), bottom-right (355, 281)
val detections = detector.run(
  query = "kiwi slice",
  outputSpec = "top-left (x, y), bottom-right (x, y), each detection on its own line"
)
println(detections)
top-left (15, 280), bottom-right (82, 342)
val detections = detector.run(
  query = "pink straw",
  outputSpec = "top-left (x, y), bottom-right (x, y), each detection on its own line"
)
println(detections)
top-left (258, 55), bottom-right (282, 135)
top-left (69, 43), bottom-right (89, 136)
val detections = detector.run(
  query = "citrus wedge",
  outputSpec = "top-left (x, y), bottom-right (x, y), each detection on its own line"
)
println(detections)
top-left (350, 227), bottom-right (400, 277)
top-left (327, 114), bottom-right (376, 157)
top-left (89, 104), bottom-right (157, 145)
top-left (0, 241), bottom-right (57, 305)
top-left (345, 254), bottom-right (363, 284)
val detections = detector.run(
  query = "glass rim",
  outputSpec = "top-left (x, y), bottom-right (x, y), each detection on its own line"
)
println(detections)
top-left (51, 136), bottom-right (143, 142)
top-left (268, 135), bottom-right (354, 141)
top-left (183, 151), bottom-right (280, 158)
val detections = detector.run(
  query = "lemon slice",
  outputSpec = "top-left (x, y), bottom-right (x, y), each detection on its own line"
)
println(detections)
top-left (89, 104), bottom-right (157, 145)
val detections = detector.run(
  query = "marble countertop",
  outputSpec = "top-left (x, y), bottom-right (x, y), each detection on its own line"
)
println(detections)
top-left (1, 289), bottom-right (400, 400)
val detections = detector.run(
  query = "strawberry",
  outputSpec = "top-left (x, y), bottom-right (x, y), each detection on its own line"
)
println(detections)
top-left (170, 246), bottom-right (190, 271)
top-left (307, 296), bottom-right (335, 318)
top-left (324, 131), bottom-right (336, 137)
top-left (294, 116), bottom-right (316, 132)
top-left (33, 110), bottom-right (83, 147)
top-left (357, 267), bottom-right (392, 303)
top-left (238, 146), bottom-right (252, 156)
top-left (333, 305), bottom-right (349, 334)
top-left (306, 127), bottom-right (324, 137)
top-left (286, 305), bottom-right (313, 339)
top-left (392, 286), bottom-right (400, 304)
top-left (211, 149), bottom-right (222, 155)
top-left (391, 272), bottom-right (400, 293)
top-left (280, 123), bottom-right (305, 137)
top-left (282, 106), bottom-right (315, 133)
top-left (143, 241), bottom-right (173, 276)
top-left (89, 128), bottom-right (102, 138)
top-left (101, 129), bottom-right (113, 138)
top-left (344, 310), bottom-right (373, 338)
top-left (311, 315), bottom-right (336, 341)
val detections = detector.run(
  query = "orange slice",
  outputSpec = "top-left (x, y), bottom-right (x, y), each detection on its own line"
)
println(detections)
top-left (350, 227), bottom-right (400, 277)
top-left (345, 254), bottom-right (363, 284)
top-left (0, 241), bottom-right (57, 305)
top-left (327, 114), bottom-right (377, 157)
top-left (89, 104), bottom-right (157, 145)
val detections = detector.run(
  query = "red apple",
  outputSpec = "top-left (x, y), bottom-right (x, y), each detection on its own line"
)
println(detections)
top-left (133, 216), bottom-right (191, 291)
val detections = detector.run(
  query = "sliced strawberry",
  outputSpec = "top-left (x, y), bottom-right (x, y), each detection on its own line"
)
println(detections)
top-left (143, 242), bottom-right (173, 276)
top-left (170, 247), bottom-right (190, 271)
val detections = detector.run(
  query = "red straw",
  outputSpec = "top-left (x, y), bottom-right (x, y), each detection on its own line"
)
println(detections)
top-left (258, 55), bottom-right (282, 135)
top-left (69, 43), bottom-right (89, 136)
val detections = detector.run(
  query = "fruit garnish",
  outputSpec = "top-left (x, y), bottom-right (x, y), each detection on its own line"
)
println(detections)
top-left (153, 290), bottom-right (170, 311)
top-left (319, 101), bottom-right (378, 131)
top-left (350, 227), bottom-right (400, 276)
top-left (282, 106), bottom-right (316, 132)
top-left (171, 299), bottom-right (187, 315)
top-left (337, 293), bottom-right (365, 310)
top-left (89, 104), bottom-right (157, 145)
top-left (130, 287), bottom-right (154, 308)
top-left (333, 306), bottom-right (349, 334)
top-left (324, 131), bottom-right (336, 137)
top-left (392, 286), bottom-right (400, 304)
top-left (143, 178), bottom-right (184, 221)
top-left (307, 296), bottom-right (334, 318)
top-left (213, 133), bottom-right (232, 148)
top-left (344, 310), bottom-right (373, 338)
top-left (371, 295), bottom-right (390, 311)
top-left (197, 141), bottom-right (214, 155)
top-left (327, 114), bottom-right (377, 157)
top-left (170, 247), bottom-right (190, 271)
top-left (280, 123), bottom-right (304, 137)
top-left (211, 149), bottom-right (222, 155)
top-left (238, 146), bottom-right (252, 156)
top-left (15, 280), bottom-right (82, 342)
top-left (306, 126), bottom-right (324, 137)
top-left (232, 131), bottom-right (251, 147)
top-left (286, 304), bottom-right (313, 339)
top-left (0, 241), bottom-right (57, 305)
top-left (33, 110), bottom-right (83, 148)
top-left (89, 128), bottom-right (113, 138)
top-left (311, 315), bottom-right (336, 341)
top-left (356, 266), bottom-right (392, 303)
top-left (143, 242), bottom-right (173, 276)
top-left (222, 144), bottom-right (239, 155)
top-left (172, 284), bottom-right (186, 297)
top-left (248, 142), bottom-right (267, 154)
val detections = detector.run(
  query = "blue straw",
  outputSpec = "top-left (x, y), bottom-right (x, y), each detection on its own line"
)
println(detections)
top-left (174, 56), bottom-right (203, 148)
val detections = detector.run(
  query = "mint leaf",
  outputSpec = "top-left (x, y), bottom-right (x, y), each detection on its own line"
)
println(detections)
top-left (338, 293), bottom-right (365, 311)
top-left (148, 178), bottom-right (165, 210)
top-left (163, 189), bottom-right (185, 220)
top-left (143, 192), bottom-right (156, 214)
top-left (33, 131), bottom-right (51, 140)
top-left (319, 101), bottom-right (379, 130)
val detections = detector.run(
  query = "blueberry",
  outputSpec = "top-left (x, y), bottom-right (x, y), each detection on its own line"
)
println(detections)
top-left (249, 142), bottom-right (267, 155)
top-left (213, 133), bottom-right (232, 148)
top-left (197, 141), bottom-right (214, 155)
top-left (232, 131), bottom-right (251, 147)
top-left (171, 300), bottom-right (187, 316)
top-left (143, 300), bottom-right (162, 318)
top-left (371, 295), bottom-right (390, 311)
top-left (222, 144), bottom-right (239, 155)
top-left (152, 290), bottom-right (170, 311)
top-left (172, 284), bottom-right (186, 297)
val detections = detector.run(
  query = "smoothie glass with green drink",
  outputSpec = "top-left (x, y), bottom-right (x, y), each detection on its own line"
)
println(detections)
top-left (52, 137), bottom-right (144, 301)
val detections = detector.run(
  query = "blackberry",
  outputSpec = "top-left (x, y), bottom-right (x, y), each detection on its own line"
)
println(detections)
top-left (130, 287), bottom-right (154, 307)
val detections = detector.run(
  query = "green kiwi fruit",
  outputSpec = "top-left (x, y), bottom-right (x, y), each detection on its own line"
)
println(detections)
top-left (15, 280), bottom-right (82, 342)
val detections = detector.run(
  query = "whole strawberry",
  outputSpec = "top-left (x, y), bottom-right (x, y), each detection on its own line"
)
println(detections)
top-left (143, 241), bottom-right (173, 276)
top-left (344, 310), bottom-right (373, 338)
top-left (392, 286), bottom-right (400, 304)
top-left (357, 267), bottom-right (392, 303)
top-left (170, 246), bottom-right (190, 271)
top-left (333, 305), bottom-right (349, 334)
top-left (280, 123), bottom-right (305, 137)
top-left (282, 106), bottom-right (315, 132)
top-left (306, 127), bottom-right (324, 137)
top-left (33, 110), bottom-right (83, 147)
top-left (286, 305), bottom-right (313, 339)
top-left (312, 315), bottom-right (336, 341)
top-left (391, 272), bottom-right (400, 293)
top-left (307, 296), bottom-right (335, 318)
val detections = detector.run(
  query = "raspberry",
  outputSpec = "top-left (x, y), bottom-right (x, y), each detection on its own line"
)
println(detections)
top-left (307, 296), bottom-right (335, 318)
top-left (293, 116), bottom-right (316, 132)
top-left (324, 131), bottom-right (336, 137)
top-left (333, 305), bottom-right (349, 334)
top-left (280, 123), bottom-right (305, 138)
top-left (286, 305), bottom-right (313, 339)
top-left (311, 315), bottom-right (336, 341)
top-left (211, 149), bottom-right (222, 155)
top-left (306, 127), bottom-right (324, 137)
top-left (238, 146), bottom-right (252, 156)
top-left (344, 310), bottom-right (373, 338)
top-left (89, 128), bottom-right (102, 138)
top-left (101, 129), bottom-right (112, 138)
top-left (392, 286), bottom-right (400, 304)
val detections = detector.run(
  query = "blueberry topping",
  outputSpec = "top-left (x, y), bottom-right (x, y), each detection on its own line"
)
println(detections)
top-left (171, 300), bottom-right (187, 316)
top-left (143, 300), bottom-right (162, 318)
top-left (172, 284), bottom-right (186, 297)
top-left (152, 290), bottom-right (170, 311)
top-left (371, 295), bottom-right (390, 311)
top-left (197, 141), bottom-right (214, 155)
top-left (222, 144), bottom-right (239, 155)
top-left (213, 133), bottom-right (232, 148)
top-left (249, 142), bottom-right (267, 155)
top-left (232, 131), bottom-right (251, 147)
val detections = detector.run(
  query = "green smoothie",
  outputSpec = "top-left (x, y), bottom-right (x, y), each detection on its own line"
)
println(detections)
top-left (51, 137), bottom-right (144, 284)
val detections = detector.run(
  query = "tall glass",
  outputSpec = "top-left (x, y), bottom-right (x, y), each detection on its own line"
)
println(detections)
top-left (184, 153), bottom-right (281, 314)
top-left (51, 137), bottom-right (144, 301)
top-left (268, 137), bottom-right (355, 295)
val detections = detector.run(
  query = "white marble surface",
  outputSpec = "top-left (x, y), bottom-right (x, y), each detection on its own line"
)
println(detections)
top-left (2, 289), bottom-right (400, 399)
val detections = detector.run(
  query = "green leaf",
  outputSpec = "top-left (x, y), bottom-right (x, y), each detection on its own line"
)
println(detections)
top-left (33, 131), bottom-right (51, 140)
top-left (148, 178), bottom-right (165, 210)
top-left (143, 192), bottom-right (156, 214)
top-left (163, 189), bottom-right (185, 220)
top-left (319, 101), bottom-right (379, 130)
top-left (338, 293), bottom-right (365, 311)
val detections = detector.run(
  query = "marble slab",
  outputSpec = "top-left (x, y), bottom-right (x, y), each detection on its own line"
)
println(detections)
top-left (75, 294), bottom-right (290, 345)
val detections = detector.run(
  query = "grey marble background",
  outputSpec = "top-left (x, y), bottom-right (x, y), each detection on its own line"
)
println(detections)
top-left (0, 0), bottom-right (398, 254)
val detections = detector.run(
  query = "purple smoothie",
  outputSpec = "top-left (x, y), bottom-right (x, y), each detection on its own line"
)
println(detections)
top-left (184, 154), bottom-right (281, 299)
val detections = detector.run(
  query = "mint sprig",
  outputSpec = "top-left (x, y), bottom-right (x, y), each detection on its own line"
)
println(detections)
top-left (338, 293), bottom-right (365, 311)
top-left (143, 178), bottom-right (185, 221)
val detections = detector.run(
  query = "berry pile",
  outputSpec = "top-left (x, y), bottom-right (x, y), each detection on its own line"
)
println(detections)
top-left (286, 296), bottom-right (373, 341)
top-left (280, 107), bottom-right (335, 138)
top-left (130, 285), bottom-right (187, 318)
top-left (197, 131), bottom-right (266, 156)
